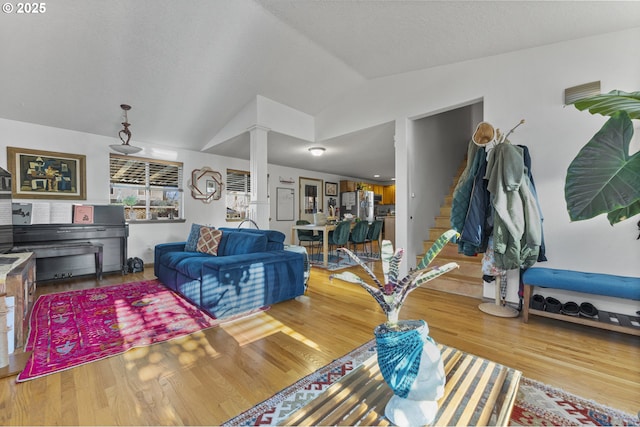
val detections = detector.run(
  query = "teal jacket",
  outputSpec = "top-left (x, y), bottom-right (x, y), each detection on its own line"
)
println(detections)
top-left (450, 141), bottom-right (486, 244)
top-left (485, 143), bottom-right (541, 270)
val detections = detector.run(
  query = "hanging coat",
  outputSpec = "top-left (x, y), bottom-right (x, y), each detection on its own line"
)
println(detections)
top-left (450, 140), bottom-right (489, 256)
top-left (458, 154), bottom-right (490, 256)
top-left (519, 145), bottom-right (547, 262)
top-left (486, 143), bottom-right (541, 270)
top-left (450, 140), bottom-right (482, 235)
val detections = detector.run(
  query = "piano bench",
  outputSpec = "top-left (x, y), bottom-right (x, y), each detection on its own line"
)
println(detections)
top-left (12, 242), bottom-right (103, 280)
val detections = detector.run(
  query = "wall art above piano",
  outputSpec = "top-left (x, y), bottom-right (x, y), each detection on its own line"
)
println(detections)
top-left (7, 147), bottom-right (86, 200)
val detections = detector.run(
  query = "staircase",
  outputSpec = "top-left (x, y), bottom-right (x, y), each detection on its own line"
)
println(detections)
top-left (416, 162), bottom-right (483, 299)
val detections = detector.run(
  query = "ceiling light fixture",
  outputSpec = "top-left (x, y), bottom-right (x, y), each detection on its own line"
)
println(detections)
top-left (110, 104), bottom-right (142, 155)
top-left (308, 147), bottom-right (326, 156)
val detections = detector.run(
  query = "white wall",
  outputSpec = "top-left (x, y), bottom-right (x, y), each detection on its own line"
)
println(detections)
top-left (204, 95), bottom-right (316, 151)
top-left (407, 103), bottom-right (480, 262)
top-left (317, 27), bottom-right (640, 280)
top-left (2, 27), bottom-right (638, 314)
top-left (267, 164), bottom-right (345, 239)
top-left (0, 118), bottom-right (348, 265)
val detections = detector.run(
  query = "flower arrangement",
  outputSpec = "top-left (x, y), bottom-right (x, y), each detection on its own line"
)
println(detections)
top-left (330, 229), bottom-right (460, 326)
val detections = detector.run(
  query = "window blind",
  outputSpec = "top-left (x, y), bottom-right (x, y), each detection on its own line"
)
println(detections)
top-left (226, 169), bottom-right (251, 193)
top-left (110, 155), bottom-right (182, 188)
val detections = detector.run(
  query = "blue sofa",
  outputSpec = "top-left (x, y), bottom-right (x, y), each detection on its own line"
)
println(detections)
top-left (154, 227), bottom-right (306, 318)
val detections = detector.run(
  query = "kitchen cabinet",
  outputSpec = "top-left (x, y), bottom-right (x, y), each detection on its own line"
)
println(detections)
top-left (383, 185), bottom-right (396, 205)
top-left (341, 181), bottom-right (395, 205)
top-left (340, 180), bottom-right (357, 192)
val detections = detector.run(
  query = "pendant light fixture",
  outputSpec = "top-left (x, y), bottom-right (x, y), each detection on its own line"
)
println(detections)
top-left (110, 104), bottom-right (142, 155)
top-left (308, 147), bottom-right (326, 156)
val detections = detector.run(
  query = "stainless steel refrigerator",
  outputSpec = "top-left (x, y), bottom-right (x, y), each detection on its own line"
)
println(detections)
top-left (340, 190), bottom-right (374, 222)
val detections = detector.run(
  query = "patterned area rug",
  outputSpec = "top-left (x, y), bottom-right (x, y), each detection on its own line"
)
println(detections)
top-left (17, 280), bottom-right (265, 382)
top-left (223, 340), bottom-right (638, 426)
top-left (223, 340), bottom-right (377, 426)
top-left (511, 378), bottom-right (638, 426)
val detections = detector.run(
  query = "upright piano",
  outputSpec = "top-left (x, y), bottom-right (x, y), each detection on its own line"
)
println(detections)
top-left (12, 205), bottom-right (128, 282)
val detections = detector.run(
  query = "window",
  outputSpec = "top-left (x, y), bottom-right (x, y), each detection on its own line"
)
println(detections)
top-left (110, 154), bottom-right (183, 221)
top-left (226, 169), bottom-right (250, 221)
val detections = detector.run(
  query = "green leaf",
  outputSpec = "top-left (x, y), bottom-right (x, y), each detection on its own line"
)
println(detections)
top-left (380, 240), bottom-right (394, 284)
top-left (416, 229), bottom-right (459, 269)
top-left (330, 271), bottom-right (391, 313)
top-left (573, 90), bottom-right (640, 120)
top-left (330, 271), bottom-right (365, 285)
top-left (565, 111), bottom-right (640, 222)
top-left (336, 247), bottom-right (383, 289)
top-left (397, 262), bottom-right (460, 305)
top-left (607, 200), bottom-right (640, 225)
top-left (413, 262), bottom-right (460, 287)
top-left (387, 247), bottom-right (404, 287)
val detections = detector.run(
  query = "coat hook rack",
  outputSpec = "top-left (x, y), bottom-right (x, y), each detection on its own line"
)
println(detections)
top-left (502, 119), bottom-right (526, 141)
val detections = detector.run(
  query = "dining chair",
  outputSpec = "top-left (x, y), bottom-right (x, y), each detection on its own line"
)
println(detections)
top-left (327, 221), bottom-right (351, 265)
top-left (348, 220), bottom-right (369, 256)
top-left (296, 220), bottom-right (321, 257)
top-left (364, 220), bottom-right (383, 258)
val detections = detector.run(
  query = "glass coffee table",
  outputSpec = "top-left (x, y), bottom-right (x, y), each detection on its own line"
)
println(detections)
top-left (280, 344), bottom-right (521, 426)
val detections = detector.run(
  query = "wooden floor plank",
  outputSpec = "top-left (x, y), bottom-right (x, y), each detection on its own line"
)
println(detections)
top-left (0, 263), bottom-right (637, 425)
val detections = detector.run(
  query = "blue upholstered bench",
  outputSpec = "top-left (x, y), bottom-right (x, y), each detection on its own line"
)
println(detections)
top-left (522, 267), bottom-right (640, 336)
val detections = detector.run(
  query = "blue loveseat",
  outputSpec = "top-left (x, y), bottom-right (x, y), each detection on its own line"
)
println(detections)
top-left (154, 227), bottom-right (306, 318)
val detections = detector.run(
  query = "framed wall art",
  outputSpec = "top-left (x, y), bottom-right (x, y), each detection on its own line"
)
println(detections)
top-left (299, 177), bottom-right (323, 224)
top-left (7, 147), bottom-right (86, 200)
top-left (325, 181), bottom-right (338, 196)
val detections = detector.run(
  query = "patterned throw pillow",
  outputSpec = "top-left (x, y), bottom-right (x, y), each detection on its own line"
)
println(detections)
top-left (196, 227), bottom-right (223, 256)
top-left (185, 223), bottom-right (204, 252)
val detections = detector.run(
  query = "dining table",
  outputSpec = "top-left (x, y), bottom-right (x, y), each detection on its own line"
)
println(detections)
top-left (290, 223), bottom-right (336, 267)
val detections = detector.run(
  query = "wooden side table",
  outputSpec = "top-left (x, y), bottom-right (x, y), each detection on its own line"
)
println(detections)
top-left (281, 344), bottom-right (521, 426)
top-left (0, 252), bottom-right (36, 377)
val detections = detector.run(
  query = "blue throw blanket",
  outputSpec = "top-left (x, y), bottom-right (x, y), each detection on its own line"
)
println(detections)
top-left (375, 321), bottom-right (429, 398)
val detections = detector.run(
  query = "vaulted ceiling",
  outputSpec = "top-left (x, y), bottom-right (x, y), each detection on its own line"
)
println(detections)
top-left (2, 1), bottom-right (639, 181)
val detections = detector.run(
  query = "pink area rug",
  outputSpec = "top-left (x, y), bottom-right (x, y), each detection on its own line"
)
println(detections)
top-left (17, 280), bottom-right (265, 382)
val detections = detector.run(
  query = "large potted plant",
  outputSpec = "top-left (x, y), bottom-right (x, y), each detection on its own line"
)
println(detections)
top-left (565, 90), bottom-right (640, 224)
top-left (330, 230), bottom-right (459, 426)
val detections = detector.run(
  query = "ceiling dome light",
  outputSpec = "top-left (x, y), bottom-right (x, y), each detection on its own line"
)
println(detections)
top-left (110, 104), bottom-right (142, 155)
top-left (308, 147), bottom-right (326, 156)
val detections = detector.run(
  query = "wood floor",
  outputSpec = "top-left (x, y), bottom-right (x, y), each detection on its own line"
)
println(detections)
top-left (1, 263), bottom-right (638, 425)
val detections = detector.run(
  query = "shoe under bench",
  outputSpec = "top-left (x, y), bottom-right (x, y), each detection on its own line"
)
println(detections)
top-left (522, 267), bottom-right (640, 336)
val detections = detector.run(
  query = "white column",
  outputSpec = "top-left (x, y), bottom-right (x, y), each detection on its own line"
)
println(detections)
top-left (395, 118), bottom-right (409, 277)
top-left (247, 125), bottom-right (270, 229)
